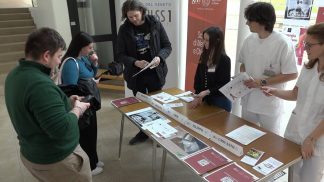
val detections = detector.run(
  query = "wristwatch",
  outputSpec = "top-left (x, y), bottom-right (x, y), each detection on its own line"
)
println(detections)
top-left (260, 79), bottom-right (267, 86)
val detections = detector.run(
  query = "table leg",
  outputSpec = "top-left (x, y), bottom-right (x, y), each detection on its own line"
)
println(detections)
top-left (152, 140), bottom-right (157, 182)
top-left (118, 114), bottom-right (125, 160)
top-left (288, 166), bottom-right (293, 182)
top-left (159, 149), bottom-right (167, 182)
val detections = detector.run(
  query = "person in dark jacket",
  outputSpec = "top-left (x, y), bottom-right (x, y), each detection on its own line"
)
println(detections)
top-left (192, 26), bottom-right (232, 112)
top-left (117, 0), bottom-right (172, 145)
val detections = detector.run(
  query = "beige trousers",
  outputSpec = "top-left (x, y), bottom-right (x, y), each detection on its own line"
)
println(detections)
top-left (21, 145), bottom-right (92, 182)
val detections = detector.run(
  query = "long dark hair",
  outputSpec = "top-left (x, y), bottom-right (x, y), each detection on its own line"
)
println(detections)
top-left (62, 32), bottom-right (94, 61)
top-left (305, 23), bottom-right (324, 81)
top-left (199, 26), bottom-right (226, 67)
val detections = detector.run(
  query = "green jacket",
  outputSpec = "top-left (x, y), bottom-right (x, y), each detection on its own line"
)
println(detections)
top-left (5, 59), bottom-right (80, 164)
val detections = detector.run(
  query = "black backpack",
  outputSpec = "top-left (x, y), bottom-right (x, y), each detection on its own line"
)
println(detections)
top-left (108, 62), bottom-right (123, 76)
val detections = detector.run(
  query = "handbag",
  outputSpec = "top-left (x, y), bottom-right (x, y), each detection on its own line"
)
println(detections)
top-left (107, 61), bottom-right (123, 76)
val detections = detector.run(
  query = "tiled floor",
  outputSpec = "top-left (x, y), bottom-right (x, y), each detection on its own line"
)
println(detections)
top-left (0, 73), bottom-right (289, 182)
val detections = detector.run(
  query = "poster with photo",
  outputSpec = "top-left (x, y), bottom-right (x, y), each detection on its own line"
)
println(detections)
top-left (284, 0), bottom-right (313, 20)
top-left (156, 126), bottom-right (209, 158)
top-left (126, 107), bottom-right (167, 127)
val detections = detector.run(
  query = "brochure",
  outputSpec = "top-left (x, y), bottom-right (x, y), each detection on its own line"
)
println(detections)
top-left (179, 96), bottom-right (194, 103)
top-left (163, 102), bottom-right (184, 108)
top-left (183, 148), bottom-right (231, 175)
top-left (219, 72), bottom-right (253, 102)
top-left (142, 119), bottom-right (177, 139)
top-left (111, 97), bottom-right (141, 108)
top-left (204, 163), bottom-right (259, 182)
top-left (253, 157), bottom-right (283, 175)
top-left (157, 126), bottom-right (209, 158)
top-left (151, 92), bottom-right (179, 103)
top-left (241, 148), bottom-right (265, 166)
top-left (225, 125), bottom-right (266, 145)
top-left (126, 107), bottom-right (168, 127)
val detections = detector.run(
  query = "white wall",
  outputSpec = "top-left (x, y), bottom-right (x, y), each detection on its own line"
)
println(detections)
top-left (29, 0), bottom-right (72, 46)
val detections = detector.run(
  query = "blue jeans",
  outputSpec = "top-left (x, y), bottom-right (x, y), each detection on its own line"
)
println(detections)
top-left (206, 96), bottom-right (232, 112)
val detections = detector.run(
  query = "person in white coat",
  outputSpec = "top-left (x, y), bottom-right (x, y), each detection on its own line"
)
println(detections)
top-left (238, 2), bottom-right (298, 135)
top-left (261, 22), bottom-right (324, 182)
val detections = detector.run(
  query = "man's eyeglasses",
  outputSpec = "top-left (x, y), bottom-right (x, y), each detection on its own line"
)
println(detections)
top-left (303, 41), bottom-right (323, 50)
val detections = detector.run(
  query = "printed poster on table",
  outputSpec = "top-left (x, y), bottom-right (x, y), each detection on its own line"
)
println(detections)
top-left (156, 126), bottom-right (209, 158)
top-left (185, 0), bottom-right (227, 90)
top-left (111, 97), bottom-right (141, 108)
top-left (183, 148), bottom-right (231, 175)
top-left (126, 107), bottom-right (168, 127)
top-left (204, 162), bottom-right (259, 182)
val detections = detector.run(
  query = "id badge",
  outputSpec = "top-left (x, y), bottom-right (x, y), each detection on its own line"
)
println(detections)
top-left (208, 65), bottom-right (216, 72)
top-left (263, 64), bottom-right (276, 77)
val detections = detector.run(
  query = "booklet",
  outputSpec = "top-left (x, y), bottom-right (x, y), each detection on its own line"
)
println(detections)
top-left (179, 96), bottom-right (194, 103)
top-left (219, 72), bottom-right (253, 102)
top-left (183, 148), bottom-right (231, 175)
top-left (126, 107), bottom-right (168, 127)
top-left (225, 125), bottom-right (266, 145)
top-left (111, 97), bottom-right (141, 108)
top-left (204, 162), bottom-right (259, 182)
top-left (253, 157), bottom-right (283, 175)
top-left (151, 92), bottom-right (179, 103)
top-left (241, 148), bottom-right (265, 166)
top-left (142, 119), bottom-right (177, 139)
top-left (157, 126), bottom-right (209, 158)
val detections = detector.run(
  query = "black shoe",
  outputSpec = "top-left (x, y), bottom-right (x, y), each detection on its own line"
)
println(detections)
top-left (129, 131), bottom-right (148, 145)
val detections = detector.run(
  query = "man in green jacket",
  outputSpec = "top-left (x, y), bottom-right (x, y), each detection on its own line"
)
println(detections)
top-left (5, 28), bottom-right (92, 182)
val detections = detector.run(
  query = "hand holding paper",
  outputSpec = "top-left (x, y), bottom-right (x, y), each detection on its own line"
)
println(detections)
top-left (150, 56), bottom-right (160, 69)
top-left (133, 60), bottom-right (154, 77)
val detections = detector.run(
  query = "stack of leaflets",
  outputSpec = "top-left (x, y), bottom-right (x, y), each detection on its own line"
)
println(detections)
top-left (253, 157), bottom-right (283, 175)
top-left (174, 91), bottom-right (195, 103)
top-left (204, 162), bottom-right (259, 182)
top-left (157, 126), bottom-right (209, 158)
top-left (183, 148), bottom-right (231, 175)
top-left (111, 97), bottom-right (141, 108)
top-left (142, 119), bottom-right (177, 139)
top-left (241, 148), bottom-right (265, 166)
top-left (151, 92), bottom-right (179, 103)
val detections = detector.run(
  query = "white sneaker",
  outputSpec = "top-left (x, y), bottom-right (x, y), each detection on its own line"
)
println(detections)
top-left (97, 161), bottom-right (104, 167)
top-left (91, 166), bottom-right (103, 176)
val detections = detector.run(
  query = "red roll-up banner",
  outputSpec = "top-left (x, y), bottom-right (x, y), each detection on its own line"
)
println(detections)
top-left (316, 7), bottom-right (324, 23)
top-left (185, 0), bottom-right (227, 90)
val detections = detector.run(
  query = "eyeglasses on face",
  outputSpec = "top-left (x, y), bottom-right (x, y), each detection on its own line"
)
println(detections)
top-left (303, 41), bottom-right (323, 49)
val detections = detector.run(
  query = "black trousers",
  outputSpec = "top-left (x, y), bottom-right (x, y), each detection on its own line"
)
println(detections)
top-left (132, 73), bottom-right (162, 137)
top-left (79, 111), bottom-right (99, 170)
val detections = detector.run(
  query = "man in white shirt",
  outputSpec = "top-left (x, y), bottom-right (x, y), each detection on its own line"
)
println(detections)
top-left (238, 2), bottom-right (298, 135)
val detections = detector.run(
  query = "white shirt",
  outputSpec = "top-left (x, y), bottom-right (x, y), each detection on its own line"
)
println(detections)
top-left (239, 31), bottom-right (297, 116)
top-left (285, 64), bottom-right (324, 156)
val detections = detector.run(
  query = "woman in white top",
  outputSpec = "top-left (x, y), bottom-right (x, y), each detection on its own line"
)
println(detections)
top-left (262, 23), bottom-right (324, 182)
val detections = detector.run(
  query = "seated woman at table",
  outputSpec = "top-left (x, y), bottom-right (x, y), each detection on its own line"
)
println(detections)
top-left (191, 26), bottom-right (232, 112)
top-left (261, 23), bottom-right (324, 182)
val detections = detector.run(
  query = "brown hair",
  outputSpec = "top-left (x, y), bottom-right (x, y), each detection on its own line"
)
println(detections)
top-left (121, 0), bottom-right (147, 21)
top-left (305, 23), bottom-right (324, 81)
top-left (25, 27), bottom-right (66, 60)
